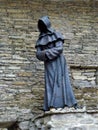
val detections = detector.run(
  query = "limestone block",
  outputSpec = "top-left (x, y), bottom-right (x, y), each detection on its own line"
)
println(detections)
top-left (32, 110), bottom-right (98, 130)
top-left (73, 75), bottom-right (87, 80)
top-left (88, 125), bottom-right (98, 130)
top-left (18, 121), bottom-right (29, 130)
top-left (68, 127), bottom-right (86, 130)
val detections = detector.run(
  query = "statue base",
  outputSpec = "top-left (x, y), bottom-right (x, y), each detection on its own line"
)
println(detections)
top-left (32, 107), bottom-right (98, 130)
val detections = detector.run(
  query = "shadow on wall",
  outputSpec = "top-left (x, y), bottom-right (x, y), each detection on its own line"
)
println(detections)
top-left (0, 121), bottom-right (19, 130)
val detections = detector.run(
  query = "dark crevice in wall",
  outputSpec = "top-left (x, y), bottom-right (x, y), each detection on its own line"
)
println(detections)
top-left (8, 122), bottom-right (20, 130)
top-left (95, 69), bottom-right (98, 85)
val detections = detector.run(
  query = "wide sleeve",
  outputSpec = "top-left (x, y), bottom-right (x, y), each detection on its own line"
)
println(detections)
top-left (36, 47), bottom-right (47, 61)
top-left (36, 40), bottom-right (63, 61)
top-left (45, 40), bottom-right (63, 60)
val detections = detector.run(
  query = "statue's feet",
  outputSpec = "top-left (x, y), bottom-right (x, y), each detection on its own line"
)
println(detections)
top-left (57, 108), bottom-right (63, 111)
top-left (50, 107), bottom-right (63, 112)
top-left (73, 104), bottom-right (81, 109)
top-left (63, 106), bottom-right (69, 110)
top-left (50, 108), bottom-right (56, 112)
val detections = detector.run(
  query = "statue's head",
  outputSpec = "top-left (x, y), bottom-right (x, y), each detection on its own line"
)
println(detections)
top-left (38, 16), bottom-right (52, 33)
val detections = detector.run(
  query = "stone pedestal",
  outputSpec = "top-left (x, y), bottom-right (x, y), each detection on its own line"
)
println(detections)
top-left (32, 108), bottom-right (98, 130)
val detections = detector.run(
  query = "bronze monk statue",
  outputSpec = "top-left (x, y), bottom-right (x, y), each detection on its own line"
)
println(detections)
top-left (35, 16), bottom-right (77, 111)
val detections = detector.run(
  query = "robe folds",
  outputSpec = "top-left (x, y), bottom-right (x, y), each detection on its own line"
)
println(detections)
top-left (36, 31), bottom-right (77, 111)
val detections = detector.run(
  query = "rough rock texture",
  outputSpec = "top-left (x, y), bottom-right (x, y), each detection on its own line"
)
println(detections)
top-left (0, 0), bottom-right (97, 129)
top-left (32, 109), bottom-right (98, 130)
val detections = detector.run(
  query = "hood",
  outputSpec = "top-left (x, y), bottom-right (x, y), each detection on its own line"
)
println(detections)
top-left (38, 16), bottom-right (53, 33)
top-left (36, 16), bottom-right (65, 48)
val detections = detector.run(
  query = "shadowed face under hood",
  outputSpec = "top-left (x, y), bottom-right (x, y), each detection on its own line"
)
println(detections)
top-left (36, 16), bottom-right (64, 47)
top-left (38, 16), bottom-right (52, 33)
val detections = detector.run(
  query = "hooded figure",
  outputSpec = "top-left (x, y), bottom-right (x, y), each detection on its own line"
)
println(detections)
top-left (35, 16), bottom-right (77, 111)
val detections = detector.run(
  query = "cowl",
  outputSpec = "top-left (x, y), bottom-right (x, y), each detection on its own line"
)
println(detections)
top-left (36, 16), bottom-right (64, 48)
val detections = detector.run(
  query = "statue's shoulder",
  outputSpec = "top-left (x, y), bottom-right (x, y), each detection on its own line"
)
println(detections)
top-left (53, 31), bottom-right (65, 42)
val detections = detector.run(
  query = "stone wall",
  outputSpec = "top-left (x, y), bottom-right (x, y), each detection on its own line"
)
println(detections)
top-left (0, 0), bottom-right (98, 129)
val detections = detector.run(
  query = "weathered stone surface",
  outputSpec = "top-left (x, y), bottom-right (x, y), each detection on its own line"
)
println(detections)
top-left (32, 110), bottom-right (98, 130)
top-left (18, 121), bottom-right (29, 130)
top-left (0, 121), bottom-right (15, 128)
